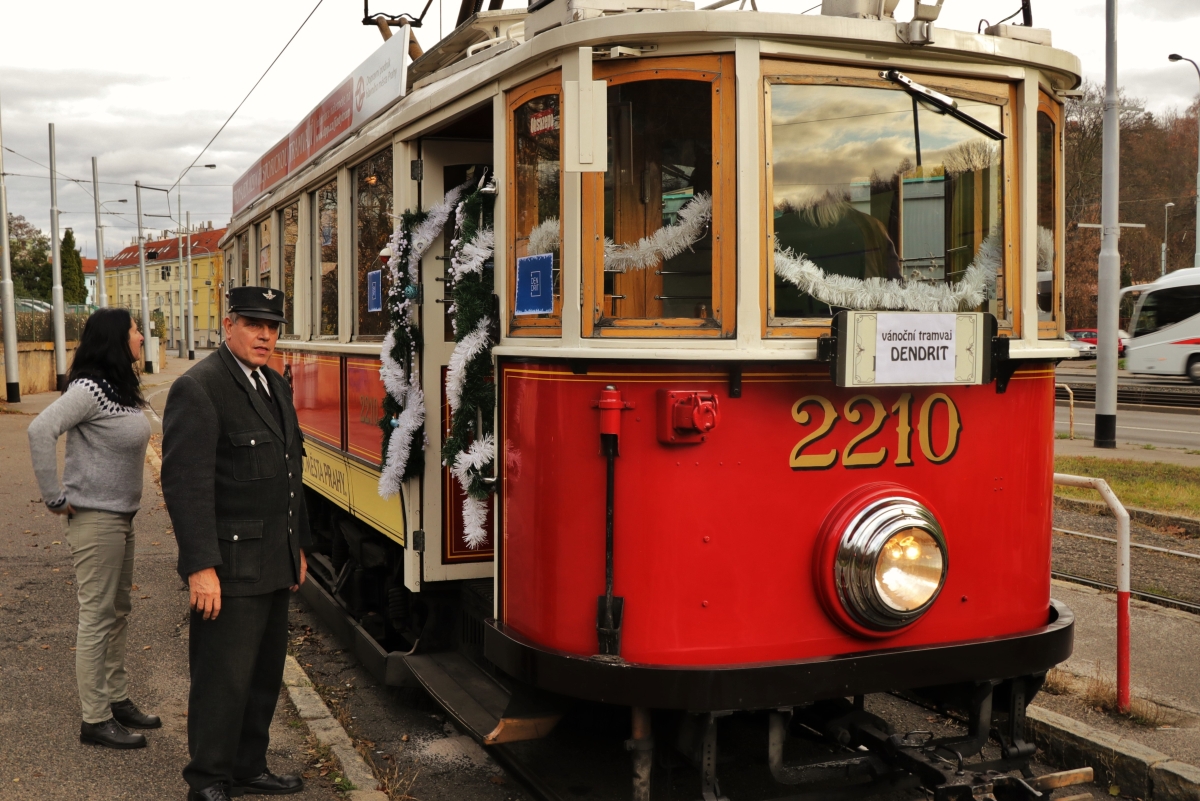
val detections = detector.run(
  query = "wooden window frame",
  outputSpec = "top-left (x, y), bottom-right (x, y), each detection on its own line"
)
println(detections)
top-left (581, 54), bottom-right (737, 339)
top-left (506, 70), bottom-right (565, 337)
top-left (1037, 89), bottom-right (1065, 338)
top-left (760, 60), bottom-right (1020, 339)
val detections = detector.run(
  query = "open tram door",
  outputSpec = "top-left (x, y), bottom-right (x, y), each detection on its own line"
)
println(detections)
top-left (406, 139), bottom-right (496, 589)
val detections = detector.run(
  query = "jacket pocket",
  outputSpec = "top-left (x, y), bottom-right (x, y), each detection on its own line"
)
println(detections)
top-left (216, 520), bottom-right (263, 583)
top-left (228, 429), bottom-right (278, 481)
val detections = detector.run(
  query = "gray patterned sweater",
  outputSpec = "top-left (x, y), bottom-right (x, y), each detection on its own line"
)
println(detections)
top-left (28, 378), bottom-right (152, 514)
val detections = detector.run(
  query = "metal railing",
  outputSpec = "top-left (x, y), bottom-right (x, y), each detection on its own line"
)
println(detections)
top-left (1053, 473), bottom-right (1131, 713)
top-left (1056, 383), bottom-right (1075, 439)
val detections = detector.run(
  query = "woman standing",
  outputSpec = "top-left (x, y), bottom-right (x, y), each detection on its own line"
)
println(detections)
top-left (28, 308), bottom-right (160, 749)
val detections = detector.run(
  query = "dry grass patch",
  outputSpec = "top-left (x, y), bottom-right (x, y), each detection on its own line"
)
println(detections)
top-left (1042, 668), bottom-right (1175, 728)
top-left (1054, 455), bottom-right (1200, 519)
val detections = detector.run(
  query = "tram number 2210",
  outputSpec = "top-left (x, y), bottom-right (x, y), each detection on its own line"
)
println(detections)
top-left (790, 393), bottom-right (961, 471)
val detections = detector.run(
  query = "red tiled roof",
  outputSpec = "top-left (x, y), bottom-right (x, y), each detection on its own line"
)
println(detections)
top-left (81, 258), bottom-right (97, 274)
top-left (106, 227), bottom-right (228, 268)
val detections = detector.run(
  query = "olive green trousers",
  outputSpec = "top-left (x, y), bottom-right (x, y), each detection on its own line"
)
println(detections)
top-left (66, 509), bottom-right (136, 724)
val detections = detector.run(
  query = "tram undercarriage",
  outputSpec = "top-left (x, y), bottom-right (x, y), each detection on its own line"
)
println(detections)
top-left (299, 486), bottom-right (1086, 801)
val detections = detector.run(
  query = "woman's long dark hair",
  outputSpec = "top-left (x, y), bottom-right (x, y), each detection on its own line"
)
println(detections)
top-left (67, 308), bottom-right (145, 408)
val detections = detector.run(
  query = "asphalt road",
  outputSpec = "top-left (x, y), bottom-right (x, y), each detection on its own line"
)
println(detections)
top-left (1056, 405), bottom-right (1200, 449)
top-left (1057, 363), bottom-right (1199, 389)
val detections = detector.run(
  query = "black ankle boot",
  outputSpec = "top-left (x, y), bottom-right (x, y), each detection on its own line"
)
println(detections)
top-left (80, 718), bottom-right (147, 749)
top-left (112, 698), bottom-right (162, 729)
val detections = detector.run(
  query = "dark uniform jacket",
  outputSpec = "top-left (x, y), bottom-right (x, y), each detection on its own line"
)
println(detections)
top-left (162, 345), bottom-right (311, 597)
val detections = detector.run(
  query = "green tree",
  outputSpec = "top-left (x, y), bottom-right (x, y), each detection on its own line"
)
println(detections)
top-left (6, 213), bottom-right (51, 300)
top-left (60, 228), bottom-right (88, 305)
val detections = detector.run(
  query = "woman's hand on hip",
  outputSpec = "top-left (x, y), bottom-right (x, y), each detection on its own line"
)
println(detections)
top-left (189, 568), bottom-right (222, 620)
top-left (291, 549), bottom-right (307, 592)
top-left (50, 503), bottom-right (77, 516)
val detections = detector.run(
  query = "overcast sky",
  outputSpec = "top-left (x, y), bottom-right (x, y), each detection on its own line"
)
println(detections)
top-left (1, 0), bottom-right (1197, 257)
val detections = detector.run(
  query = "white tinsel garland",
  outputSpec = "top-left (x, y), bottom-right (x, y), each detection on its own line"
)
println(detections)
top-left (445, 317), bottom-right (491, 414)
top-left (524, 193), bottom-right (713, 271)
top-left (450, 227), bottom-right (495, 280)
top-left (377, 182), bottom-right (472, 500)
top-left (774, 231), bottom-right (1001, 313)
top-left (451, 434), bottom-right (495, 549)
top-left (1037, 225), bottom-right (1054, 273)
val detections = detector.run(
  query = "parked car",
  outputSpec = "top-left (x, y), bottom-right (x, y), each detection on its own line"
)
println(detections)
top-left (1064, 331), bottom-right (1097, 359)
top-left (1068, 328), bottom-right (1124, 356)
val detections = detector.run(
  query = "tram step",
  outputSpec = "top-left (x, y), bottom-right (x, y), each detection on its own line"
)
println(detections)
top-left (404, 652), bottom-right (563, 745)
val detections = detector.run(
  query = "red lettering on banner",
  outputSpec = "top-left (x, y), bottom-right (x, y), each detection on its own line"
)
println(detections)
top-left (530, 108), bottom-right (558, 136)
top-left (260, 138), bottom-right (290, 193)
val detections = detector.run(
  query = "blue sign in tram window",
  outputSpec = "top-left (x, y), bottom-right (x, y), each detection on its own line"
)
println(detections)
top-left (367, 270), bottom-right (383, 313)
top-left (515, 253), bottom-right (554, 316)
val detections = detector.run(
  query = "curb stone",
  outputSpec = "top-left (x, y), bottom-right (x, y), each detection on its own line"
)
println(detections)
top-left (1028, 705), bottom-right (1200, 800)
top-left (283, 656), bottom-right (388, 801)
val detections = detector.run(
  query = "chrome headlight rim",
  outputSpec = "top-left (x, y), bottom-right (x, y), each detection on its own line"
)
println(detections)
top-left (834, 496), bottom-right (948, 631)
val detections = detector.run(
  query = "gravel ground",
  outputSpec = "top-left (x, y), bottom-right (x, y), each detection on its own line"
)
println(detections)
top-left (1053, 506), bottom-right (1200, 605)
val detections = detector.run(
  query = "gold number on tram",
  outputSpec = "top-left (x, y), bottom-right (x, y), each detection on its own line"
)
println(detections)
top-left (790, 395), bottom-right (839, 470)
top-left (917, 392), bottom-right (962, 464)
top-left (842, 394), bottom-right (889, 468)
top-left (891, 393), bottom-right (914, 467)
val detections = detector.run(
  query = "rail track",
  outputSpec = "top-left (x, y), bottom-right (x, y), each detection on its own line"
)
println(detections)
top-left (1055, 382), bottom-right (1200, 409)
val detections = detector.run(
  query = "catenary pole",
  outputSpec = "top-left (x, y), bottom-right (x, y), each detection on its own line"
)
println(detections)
top-left (186, 211), bottom-right (195, 359)
top-left (48, 124), bottom-right (67, 392)
top-left (0, 92), bottom-right (20, 402)
top-left (135, 181), bottom-right (152, 373)
top-left (92, 157), bottom-right (107, 307)
top-left (1094, 0), bottom-right (1120, 449)
top-left (177, 196), bottom-right (185, 358)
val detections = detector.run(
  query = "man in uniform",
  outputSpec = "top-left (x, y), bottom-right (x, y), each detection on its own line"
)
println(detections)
top-left (162, 287), bottom-right (310, 800)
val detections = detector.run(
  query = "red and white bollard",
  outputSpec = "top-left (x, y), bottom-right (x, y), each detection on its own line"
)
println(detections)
top-left (1053, 473), bottom-right (1131, 713)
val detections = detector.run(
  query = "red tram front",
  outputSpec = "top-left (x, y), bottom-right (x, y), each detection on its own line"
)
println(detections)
top-left (224, 1), bottom-right (1083, 796)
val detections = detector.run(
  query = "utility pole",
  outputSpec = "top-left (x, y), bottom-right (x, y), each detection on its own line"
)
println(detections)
top-left (177, 213), bottom-right (185, 358)
top-left (92, 157), bottom-right (107, 307)
top-left (0, 91), bottom-right (20, 402)
top-left (1095, 0), bottom-right (1120, 449)
top-left (135, 181), bottom-right (152, 373)
top-left (186, 211), bottom-right (195, 359)
top-left (48, 124), bottom-right (67, 392)
top-left (1163, 202), bottom-right (1176, 277)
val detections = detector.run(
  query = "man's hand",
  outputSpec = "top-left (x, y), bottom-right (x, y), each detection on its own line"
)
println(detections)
top-left (189, 568), bottom-right (222, 620)
top-left (291, 549), bottom-right (307, 592)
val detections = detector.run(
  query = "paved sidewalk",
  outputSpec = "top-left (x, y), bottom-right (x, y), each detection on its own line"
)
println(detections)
top-left (1043, 580), bottom-right (1200, 767)
top-left (0, 355), bottom-right (341, 800)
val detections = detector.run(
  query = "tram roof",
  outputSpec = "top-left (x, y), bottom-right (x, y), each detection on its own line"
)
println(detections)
top-left (224, 7), bottom-right (1082, 236)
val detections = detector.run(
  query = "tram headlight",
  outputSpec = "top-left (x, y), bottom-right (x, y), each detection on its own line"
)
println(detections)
top-left (834, 498), bottom-right (947, 630)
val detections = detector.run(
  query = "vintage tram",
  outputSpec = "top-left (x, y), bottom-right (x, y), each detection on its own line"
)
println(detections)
top-left (223, 1), bottom-right (1083, 797)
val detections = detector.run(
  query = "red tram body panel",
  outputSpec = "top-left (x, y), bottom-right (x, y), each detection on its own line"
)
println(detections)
top-left (499, 361), bottom-right (1055, 666)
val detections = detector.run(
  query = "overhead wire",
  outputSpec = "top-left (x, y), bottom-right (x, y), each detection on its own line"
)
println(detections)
top-left (166, 0), bottom-right (326, 193)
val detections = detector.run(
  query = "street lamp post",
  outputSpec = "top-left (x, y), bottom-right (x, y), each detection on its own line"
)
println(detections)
top-left (1163, 202), bottom-right (1176, 276)
top-left (1170, 54), bottom-right (1200, 268)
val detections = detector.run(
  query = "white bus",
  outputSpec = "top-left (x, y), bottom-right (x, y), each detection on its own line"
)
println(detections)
top-left (1124, 268), bottom-right (1200, 382)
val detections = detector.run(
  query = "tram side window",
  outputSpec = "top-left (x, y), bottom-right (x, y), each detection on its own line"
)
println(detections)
top-left (510, 88), bottom-right (562, 333)
top-left (767, 82), bottom-right (1005, 327)
top-left (1037, 108), bottom-right (1058, 322)
top-left (1133, 286), bottom-right (1200, 337)
top-left (281, 202), bottom-right (299, 337)
top-left (314, 180), bottom-right (339, 338)
top-left (354, 146), bottom-right (394, 338)
top-left (603, 79), bottom-right (714, 321)
top-left (237, 231), bottom-right (250, 288)
top-left (256, 217), bottom-right (272, 288)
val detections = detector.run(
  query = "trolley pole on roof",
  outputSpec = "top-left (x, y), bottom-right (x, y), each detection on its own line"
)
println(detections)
top-left (48, 124), bottom-right (68, 393)
top-left (92, 157), bottom-right (107, 307)
top-left (1094, 0), bottom-right (1120, 449)
top-left (135, 181), bottom-right (153, 374)
top-left (0, 91), bottom-right (21, 403)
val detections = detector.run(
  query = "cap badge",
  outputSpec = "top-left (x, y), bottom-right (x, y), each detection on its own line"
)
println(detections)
top-left (262, 289), bottom-right (277, 300)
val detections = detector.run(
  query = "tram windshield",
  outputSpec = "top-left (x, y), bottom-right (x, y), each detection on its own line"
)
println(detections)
top-left (769, 82), bottom-right (1005, 323)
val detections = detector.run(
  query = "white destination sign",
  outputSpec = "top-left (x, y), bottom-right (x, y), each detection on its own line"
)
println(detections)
top-left (874, 312), bottom-right (956, 384)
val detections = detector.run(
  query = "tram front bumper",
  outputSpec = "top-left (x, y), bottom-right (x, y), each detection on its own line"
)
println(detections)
top-left (484, 599), bottom-right (1074, 711)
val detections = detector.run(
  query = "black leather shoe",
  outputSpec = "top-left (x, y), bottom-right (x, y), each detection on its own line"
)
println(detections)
top-left (111, 697), bottom-right (162, 729)
top-left (229, 771), bottom-right (304, 796)
top-left (187, 784), bottom-right (232, 801)
top-left (80, 718), bottom-right (147, 749)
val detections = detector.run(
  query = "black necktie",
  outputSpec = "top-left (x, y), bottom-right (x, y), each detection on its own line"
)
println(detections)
top-left (251, 370), bottom-right (283, 430)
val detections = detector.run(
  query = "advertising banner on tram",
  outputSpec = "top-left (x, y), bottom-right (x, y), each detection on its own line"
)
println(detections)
top-left (233, 31), bottom-right (409, 215)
